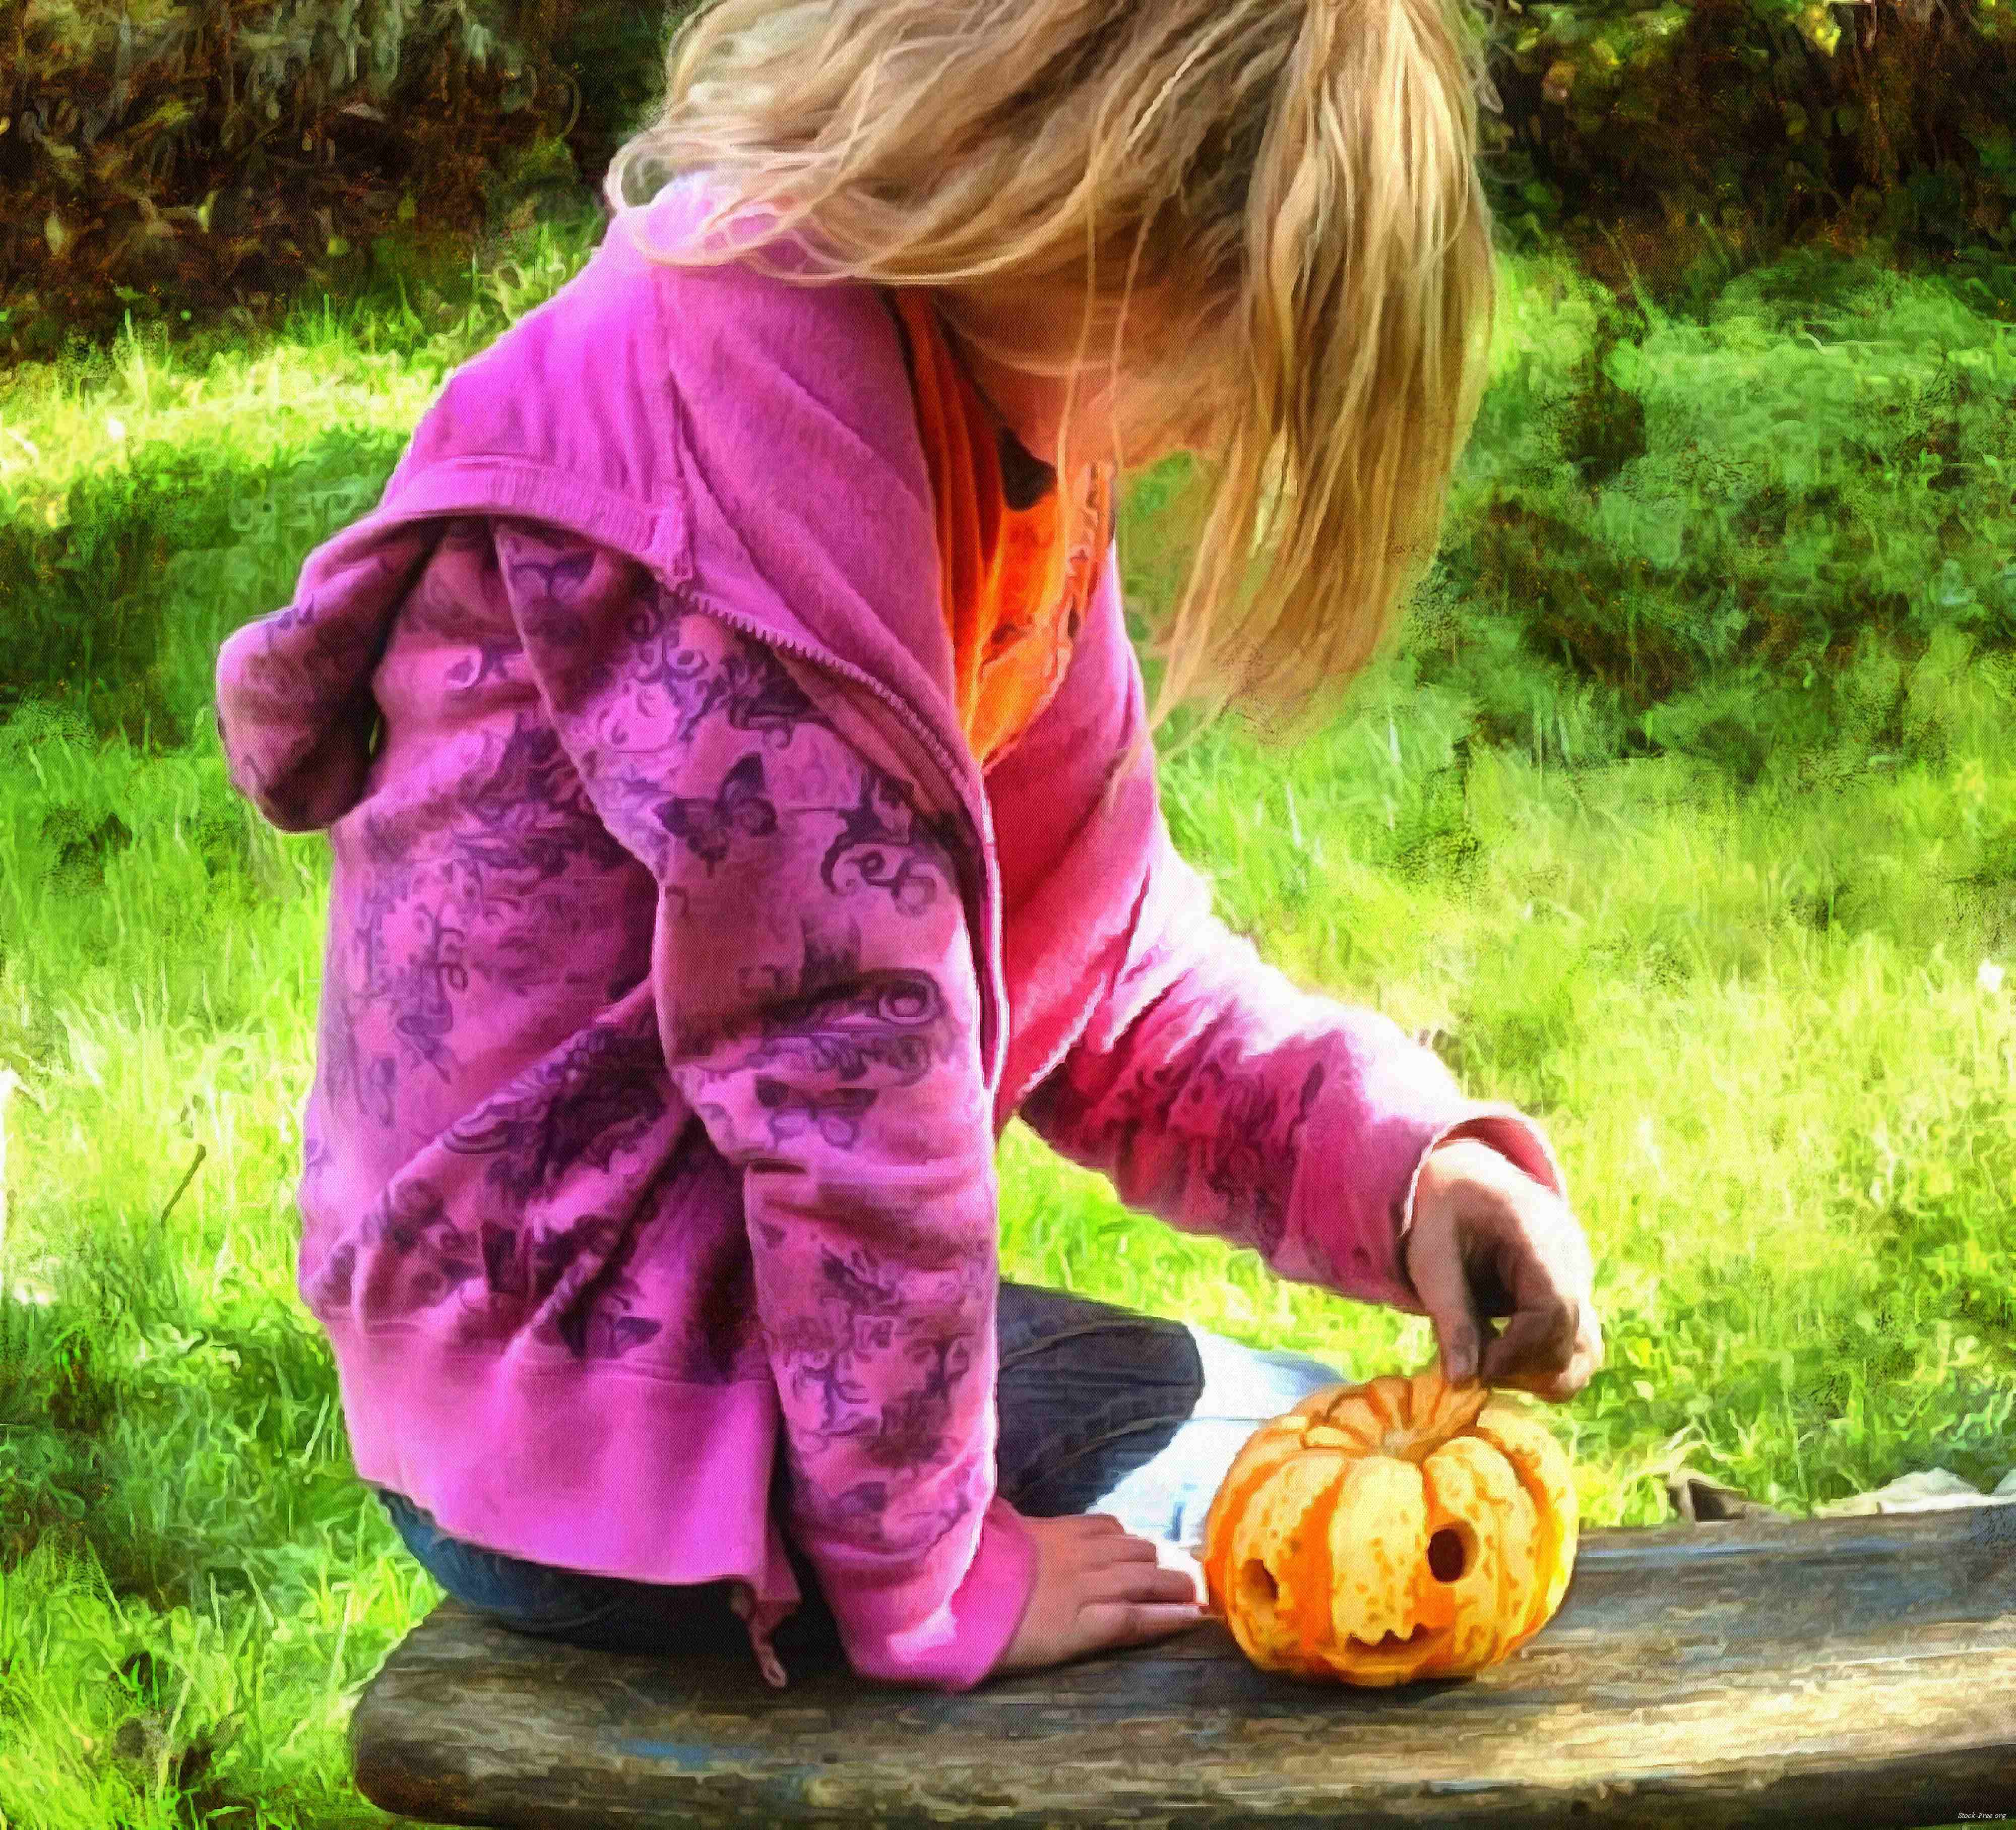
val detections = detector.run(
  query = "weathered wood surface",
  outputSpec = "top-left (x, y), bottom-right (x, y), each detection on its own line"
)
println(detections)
top-left (352, 1504), bottom-right (2016, 1828)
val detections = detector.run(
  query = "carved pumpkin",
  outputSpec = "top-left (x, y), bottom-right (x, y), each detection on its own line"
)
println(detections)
top-left (1201, 1366), bottom-right (1578, 1685)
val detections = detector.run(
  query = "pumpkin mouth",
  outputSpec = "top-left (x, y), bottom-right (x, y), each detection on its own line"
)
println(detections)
top-left (1346, 1624), bottom-right (1448, 1654)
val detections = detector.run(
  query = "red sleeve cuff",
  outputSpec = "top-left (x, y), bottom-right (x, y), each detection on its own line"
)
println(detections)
top-left (1393, 1107), bottom-right (1568, 1295)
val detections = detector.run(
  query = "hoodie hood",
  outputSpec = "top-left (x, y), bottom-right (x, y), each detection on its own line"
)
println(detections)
top-left (215, 176), bottom-right (969, 841)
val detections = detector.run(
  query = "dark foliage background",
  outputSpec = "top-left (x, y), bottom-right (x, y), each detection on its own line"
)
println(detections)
top-left (1487, 0), bottom-right (2016, 293)
top-left (0, 0), bottom-right (678, 357)
top-left (5, 0), bottom-right (2016, 361)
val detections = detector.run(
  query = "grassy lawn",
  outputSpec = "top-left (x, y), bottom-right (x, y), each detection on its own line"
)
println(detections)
top-left (1, 210), bottom-right (2011, 1825)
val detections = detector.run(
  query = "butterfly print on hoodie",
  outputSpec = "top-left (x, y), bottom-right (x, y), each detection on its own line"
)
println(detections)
top-left (318, 971), bottom-right (398, 1129)
top-left (451, 717), bottom-right (637, 899)
top-left (304, 1177), bottom-right (482, 1320)
top-left (685, 921), bottom-right (956, 1154)
top-left (657, 751), bottom-right (779, 873)
top-left (829, 1290), bottom-right (977, 1474)
top-left (442, 1019), bottom-right (669, 1206)
top-left (1026, 1050), bottom-right (1327, 1263)
top-left (615, 586), bottom-right (832, 750)
top-left (239, 560), bottom-right (403, 709)
top-left (371, 903), bottom-right (467, 1081)
top-left (790, 1468), bottom-right (980, 1559)
top-left (308, 1176), bottom-right (664, 1364)
top-left (761, 1241), bottom-right (979, 1482)
top-left (498, 527), bottom-right (831, 763)
top-left (339, 711), bottom-right (645, 1063)
top-left (743, 922), bottom-right (949, 1084)
top-left (498, 531), bottom-right (603, 663)
top-left (395, 529), bottom-right (527, 701)
top-left (1193, 1057), bottom-right (1327, 1262)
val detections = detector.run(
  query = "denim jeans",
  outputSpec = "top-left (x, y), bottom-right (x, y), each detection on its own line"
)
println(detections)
top-left (373, 1278), bottom-right (1345, 1659)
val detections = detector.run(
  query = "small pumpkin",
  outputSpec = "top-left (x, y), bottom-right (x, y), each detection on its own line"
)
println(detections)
top-left (1201, 1365), bottom-right (1578, 1685)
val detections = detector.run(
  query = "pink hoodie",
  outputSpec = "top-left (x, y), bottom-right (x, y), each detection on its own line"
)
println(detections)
top-left (213, 178), bottom-right (1564, 1693)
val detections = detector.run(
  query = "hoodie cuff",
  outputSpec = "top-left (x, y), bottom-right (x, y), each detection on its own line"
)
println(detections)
top-left (1392, 1108), bottom-right (1569, 1303)
top-left (837, 1496), bottom-right (1039, 1692)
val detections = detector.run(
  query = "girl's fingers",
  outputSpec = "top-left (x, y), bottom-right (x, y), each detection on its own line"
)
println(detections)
top-left (1153, 1538), bottom-right (1208, 1603)
top-left (1068, 1525), bottom-right (1206, 1602)
top-left (1405, 1212), bottom-right (1486, 1385)
top-left (1077, 1599), bottom-right (1209, 1657)
top-left (1491, 1309), bottom-right (1605, 1400)
top-left (1479, 1290), bottom-right (1581, 1385)
top-left (1077, 1532), bottom-right (1160, 1568)
top-left (1082, 1558), bottom-right (1208, 1607)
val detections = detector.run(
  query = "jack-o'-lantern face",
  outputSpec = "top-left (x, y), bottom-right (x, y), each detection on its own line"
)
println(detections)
top-left (1201, 1366), bottom-right (1579, 1685)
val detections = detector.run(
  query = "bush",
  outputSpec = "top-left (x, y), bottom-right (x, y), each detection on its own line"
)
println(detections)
top-left (0, 0), bottom-right (684, 357)
top-left (1406, 246), bottom-right (2016, 769)
top-left (1474, 0), bottom-right (2016, 296)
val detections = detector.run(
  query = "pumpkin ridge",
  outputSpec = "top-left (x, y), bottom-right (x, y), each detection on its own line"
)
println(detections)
top-left (1408, 1451), bottom-right (1464, 1638)
top-left (1496, 1436), bottom-right (1557, 1650)
top-left (1202, 1425), bottom-right (1303, 1609)
top-left (1462, 1430), bottom-right (1542, 1662)
top-left (1357, 1375), bottom-right (1411, 1436)
top-left (1285, 1475), bottom-right (1345, 1662)
top-left (1472, 1402), bottom-right (1577, 1639)
top-left (1229, 1448), bottom-right (1348, 1665)
top-left (1417, 1442), bottom-right (1506, 1671)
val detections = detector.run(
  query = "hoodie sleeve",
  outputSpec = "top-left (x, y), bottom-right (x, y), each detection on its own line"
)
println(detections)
top-left (213, 522), bottom-right (440, 833)
top-left (494, 519), bottom-right (1036, 1691)
top-left (1017, 630), bottom-right (1565, 1318)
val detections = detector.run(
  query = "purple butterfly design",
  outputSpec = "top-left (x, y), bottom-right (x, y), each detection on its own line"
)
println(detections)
top-left (656, 752), bottom-right (778, 871)
top-left (837, 1383), bottom-right (954, 1473)
top-left (813, 1244), bottom-right (909, 1358)
top-left (720, 651), bottom-right (828, 747)
top-left (753, 1077), bottom-right (877, 1149)
top-left (503, 543), bottom-right (597, 605)
top-left (802, 1479), bottom-right (892, 1535)
top-left (387, 906), bottom-right (468, 1076)
top-left (442, 1026), bottom-right (668, 1204)
top-left (540, 1307), bottom-right (664, 1361)
top-left (503, 541), bottom-right (600, 652)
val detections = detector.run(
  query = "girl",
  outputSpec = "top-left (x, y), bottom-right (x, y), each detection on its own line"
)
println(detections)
top-left (215, 0), bottom-right (1602, 1692)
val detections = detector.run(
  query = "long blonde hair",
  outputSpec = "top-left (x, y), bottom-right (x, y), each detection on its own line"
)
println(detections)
top-left (607, 0), bottom-right (1498, 735)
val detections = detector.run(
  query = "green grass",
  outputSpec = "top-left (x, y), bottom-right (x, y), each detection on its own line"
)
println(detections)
top-left (2, 217), bottom-right (2013, 1825)
top-left (0, 217), bottom-right (596, 746)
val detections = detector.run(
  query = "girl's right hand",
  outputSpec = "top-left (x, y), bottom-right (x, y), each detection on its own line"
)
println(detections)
top-left (991, 1513), bottom-right (1207, 1675)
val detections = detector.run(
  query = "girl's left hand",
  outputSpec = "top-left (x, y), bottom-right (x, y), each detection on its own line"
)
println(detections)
top-left (1402, 1136), bottom-right (1603, 1403)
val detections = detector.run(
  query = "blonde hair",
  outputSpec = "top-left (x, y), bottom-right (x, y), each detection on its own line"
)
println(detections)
top-left (607, 0), bottom-right (1498, 736)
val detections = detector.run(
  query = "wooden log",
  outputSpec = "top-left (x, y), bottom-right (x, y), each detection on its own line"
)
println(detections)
top-left (351, 1503), bottom-right (2016, 1828)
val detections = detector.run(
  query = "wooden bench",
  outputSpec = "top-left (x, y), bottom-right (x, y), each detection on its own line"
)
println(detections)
top-left (352, 1503), bottom-right (2016, 1828)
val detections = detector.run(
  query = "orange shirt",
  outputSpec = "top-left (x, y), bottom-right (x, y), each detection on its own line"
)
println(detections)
top-left (891, 290), bottom-right (1116, 770)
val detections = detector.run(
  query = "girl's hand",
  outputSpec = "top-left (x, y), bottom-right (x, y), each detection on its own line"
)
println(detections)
top-left (1403, 1136), bottom-right (1604, 1403)
top-left (991, 1514), bottom-right (1206, 1675)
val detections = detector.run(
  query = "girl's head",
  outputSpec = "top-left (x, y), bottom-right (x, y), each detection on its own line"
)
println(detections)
top-left (610, 0), bottom-right (1497, 729)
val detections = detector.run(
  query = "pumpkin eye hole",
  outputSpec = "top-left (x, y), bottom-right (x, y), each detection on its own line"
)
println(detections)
top-left (1238, 1559), bottom-right (1280, 1611)
top-left (1426, 1525), bottom-right (1472, 1582)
